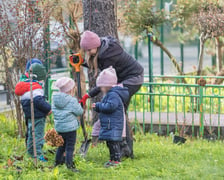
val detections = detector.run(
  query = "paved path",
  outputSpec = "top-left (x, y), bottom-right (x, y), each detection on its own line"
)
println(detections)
top-left (128, 112), bottom-right (224, 127)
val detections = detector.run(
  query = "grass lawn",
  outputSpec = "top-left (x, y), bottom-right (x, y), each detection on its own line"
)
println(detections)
top-left (1, 114), bottom-right (224, 180)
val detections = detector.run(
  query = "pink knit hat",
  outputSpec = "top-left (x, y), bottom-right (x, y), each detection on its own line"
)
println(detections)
top-left (96, 66), bottom-right (117, 87)
top-left (55, 77), bottom-right (75, 93)
top-left (80, 30), bottom-right (101, 50)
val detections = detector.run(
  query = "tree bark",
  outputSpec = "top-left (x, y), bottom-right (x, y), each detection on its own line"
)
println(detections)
top-left (83, 0), bottom-right (118, 124)
top-left (1, 47), bottom-right (24, 137)
top-left (197, 34), bottom-right (205, 76)
top-left (151, 37), bottom-right (188, 84)
top-left (215, 37), bottom-right (222, 72)
top-left (83, 0), bottom-right (118, 38)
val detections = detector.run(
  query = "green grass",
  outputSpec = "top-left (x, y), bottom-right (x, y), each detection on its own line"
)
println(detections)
top-left (1, 114), bottom-right (224, 180)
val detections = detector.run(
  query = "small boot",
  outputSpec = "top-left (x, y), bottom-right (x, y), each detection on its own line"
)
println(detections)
top-left (54, 161), bottom-right (64, 167)
top-left (67, 163), bottom-right (79, 173)
top-left (111, 161), bottom-right (120, 167)
top-left (104, 160), bottom-right (113, 168)
top-left (120, 139), bottom-right (132, 158)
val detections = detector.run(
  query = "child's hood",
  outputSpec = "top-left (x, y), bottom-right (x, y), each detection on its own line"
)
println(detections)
top-left (15, 81), bottom-right (42, 96)
top-left (110, 86), bottom-right (129, 105)
top-left (99, 36), bottom-right (123, 59)
top-left (53, 92), bottom-right (72, 108)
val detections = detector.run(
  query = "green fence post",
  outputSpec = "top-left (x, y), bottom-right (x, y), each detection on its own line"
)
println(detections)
top-left (48, 79), bottom-right (53, 122)
top-left (44, 19), bottom-right (50, 99)
top-left (218, 88), bottom-right (221, 139)
top-left (160, 0), bottom-right (164, 75)
top-left (48, 79), bottom-right (52, 104)
top-left (143, 95), bottom-right (145, 134)
top-left (148, 33), bottom-right (154, 112)
top-left (167, 95), bottom-right (169, 136)
top-left (199, 85), bottom-right (204, 137)
top-left (135, 40), bottom-right (138, 60)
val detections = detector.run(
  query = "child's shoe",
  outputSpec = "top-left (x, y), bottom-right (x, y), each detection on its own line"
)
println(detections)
top-left (68, 167), bottom-right (79, 173)
top-left (111, 161), bottom-right (120, 167)
top-left (54, 161), bottom-right (64, 167)
top-left (39, 155), bottom-right (48, 162)
top-left (104, 160), bottom-right (113, 168)
top-left (67, 164), bottom-right (79, 173)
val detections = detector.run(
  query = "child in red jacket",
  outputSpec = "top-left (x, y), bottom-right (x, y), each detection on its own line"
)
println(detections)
top-left (15, 61), bottom-right (51, 162)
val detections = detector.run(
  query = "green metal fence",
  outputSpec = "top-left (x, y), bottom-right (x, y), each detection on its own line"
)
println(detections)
top-left (48, 75), bottom-right (224, 139)
top-left (130, 75), bottom-right (224, 139)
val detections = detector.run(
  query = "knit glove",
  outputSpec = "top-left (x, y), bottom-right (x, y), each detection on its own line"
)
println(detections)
top-left (79, 93), bottom-right (90, 106)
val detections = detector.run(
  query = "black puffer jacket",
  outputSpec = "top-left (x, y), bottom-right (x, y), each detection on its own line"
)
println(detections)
top-left (98, 37), bottom-right (143, 82)
top-left (88, 36), bottom-right (144, 97)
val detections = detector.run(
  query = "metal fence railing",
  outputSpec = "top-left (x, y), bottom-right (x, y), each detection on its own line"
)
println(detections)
top-left (49, 75), bottom-right (224, 139)
top-left (130, 75), bottom-right (224, 139)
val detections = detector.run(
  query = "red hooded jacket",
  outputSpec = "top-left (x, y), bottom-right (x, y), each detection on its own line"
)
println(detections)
top-left (15, 81), bottom-right (42, 96)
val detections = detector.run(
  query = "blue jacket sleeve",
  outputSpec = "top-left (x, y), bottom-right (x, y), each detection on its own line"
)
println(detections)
top-left (95, 93), bottom-right (119, 114)
top-left (70, 97), bottom-right (84, 116)
top-left (35, 96), bottom-right (51, 114)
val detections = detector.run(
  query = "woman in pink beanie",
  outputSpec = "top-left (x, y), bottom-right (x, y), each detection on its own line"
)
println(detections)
top-left (80, 30), bottom-right (144, 159)
top-left (92, 67), bottom-right (129, 167)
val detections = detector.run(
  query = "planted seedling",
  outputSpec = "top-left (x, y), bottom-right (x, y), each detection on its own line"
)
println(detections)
top-left (173, 119), bottom-right (189, 144)
top-left (204, 120), bottom-right (217, 142)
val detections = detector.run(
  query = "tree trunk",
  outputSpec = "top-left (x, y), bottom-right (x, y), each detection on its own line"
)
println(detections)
top-left (197, 34), bottom-right (205, 76)
top-left (1, 47), bottom-right (24, 137)
top-left (83, 0), bottom-right (118, 124)
top-left (15, 100), bottom-right (24, 136)
top-left (215, 37), bottom-right (222, 73)
top-left (83, 0), bottom-right (118, 37)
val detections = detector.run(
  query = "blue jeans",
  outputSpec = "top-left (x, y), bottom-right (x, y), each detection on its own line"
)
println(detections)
top-left (55, 131), bottom-right (77, 168)
top-left (27, 117), bottom-right (45, 157)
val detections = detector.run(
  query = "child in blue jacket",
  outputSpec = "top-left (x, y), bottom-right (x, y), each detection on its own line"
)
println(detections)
top-left (53, 77), bottom-right (83, 172)
top-left (92, 67), bottom-right (129, 167)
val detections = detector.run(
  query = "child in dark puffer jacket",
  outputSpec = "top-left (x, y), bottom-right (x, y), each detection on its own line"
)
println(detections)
top-left (15, 62), bottom-right (51, 162)
top-left (92, 67), bottom-right (129, 168)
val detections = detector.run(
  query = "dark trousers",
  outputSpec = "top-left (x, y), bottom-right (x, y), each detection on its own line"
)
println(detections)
top-left (55, 131), bottom-right (76, 168)
top-left (123, 84), bottom-right (142, 109)
top-left (106, 141), bottom-right (121, 162)
top-left (122, 84), bottom-right (142, 157)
